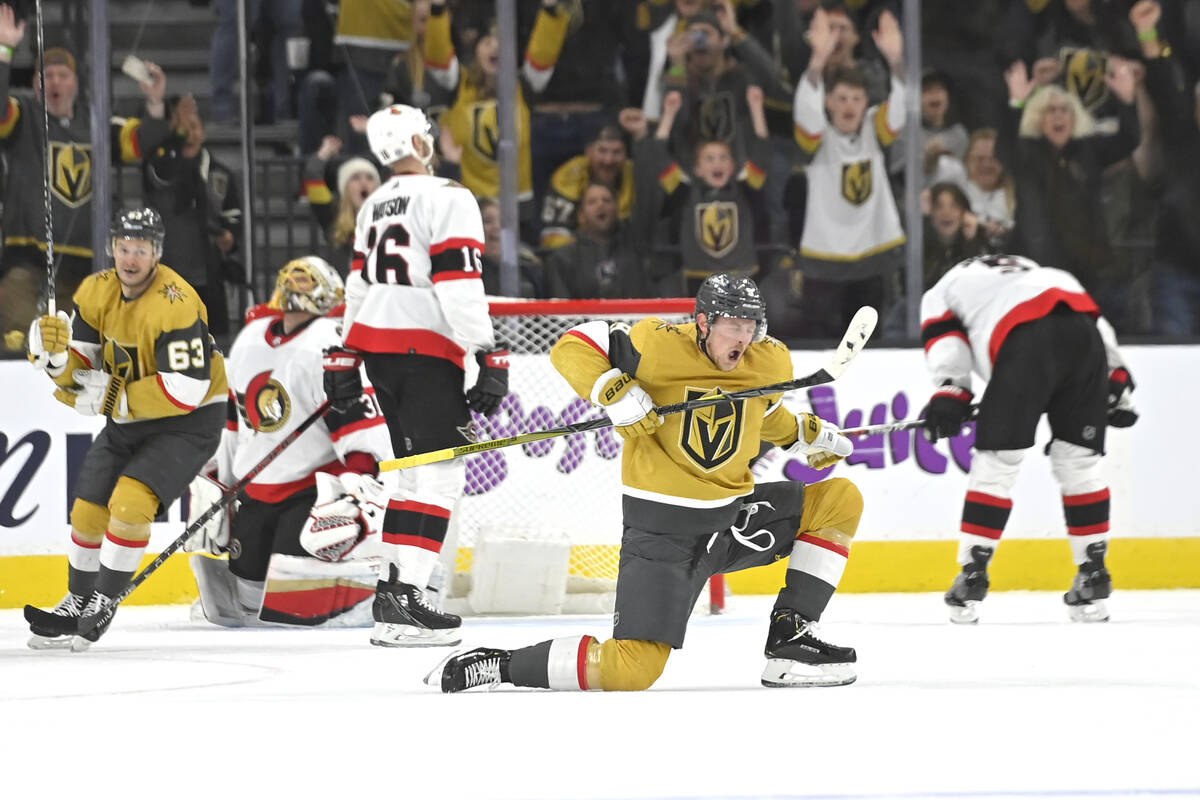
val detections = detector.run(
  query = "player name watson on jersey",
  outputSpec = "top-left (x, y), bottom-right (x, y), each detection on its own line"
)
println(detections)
top-left (552, 317), bottom-right (800, 535)
top-left (219, 314), bottom-right (393, 501)
top-left (69, 264), bottom-right (228, 421)
top-left (344, 173), bottom-right (495, 367)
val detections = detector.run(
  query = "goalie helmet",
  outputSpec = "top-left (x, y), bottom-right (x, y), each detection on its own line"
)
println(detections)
top-left (695, 273), bottom-right (767, 342)
top-left (110, 207), bottom-right (165, 259)
top-left (268, 256), bottom-right (345, 315)
top-left (961, 254), bottom-right (1040, 272)
top-left (366, 104), bottom-right (434, 167)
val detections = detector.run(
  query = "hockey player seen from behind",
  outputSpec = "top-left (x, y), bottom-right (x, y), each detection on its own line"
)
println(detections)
top-left (433, 274), bottom-right (866, 693)
top-left (24, 208), bottom-right (228, 650)
top-left (184, 257), bottom-right (399, 628)
top-left (920, 254), bottom-right (1138, 624)
top-left (322, 103), bottom-right (510, 648)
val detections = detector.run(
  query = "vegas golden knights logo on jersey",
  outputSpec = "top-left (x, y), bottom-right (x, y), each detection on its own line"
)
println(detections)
top-left (49, 141), bottom-right (93, 208)
top-left (695, 202), bottom-right (738, 258)
top-left (102, 339), bottom-right (140, 381)
top-left (1061, 47), bottom-right (1108, 112)
top-left (680, 387), bottom-right (743, 471)
top-left (470, 102), bottom-right (500, 162)
top-left (842, 160), bottom-right (872, 206)
top-left (241, 370), bottom-right (292, 433)
top-left (698, 92), bottom-right (735, 146)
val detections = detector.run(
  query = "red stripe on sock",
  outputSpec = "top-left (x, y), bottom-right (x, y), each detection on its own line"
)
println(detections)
top-left (796, 533), bottom-right (850, 557)
top-left (1063, 489), bottom-right (1111, 506)
top-left (577, 635), bottom-right (595, 690)
top-left (71, 532), bottom-right (101, 549)
top-left (965, 491), bottom-right (1013, 509)
top-left (961, 522), bottom-right (1004, 539)
top-left (105, 531), bottom-right (150, 549)
top-left (381, 533), bottom-right (442, 552)
top-left (386, 499), bottom-right (452, 518)
top-left (1068, 522), bottom-right (1110, 535)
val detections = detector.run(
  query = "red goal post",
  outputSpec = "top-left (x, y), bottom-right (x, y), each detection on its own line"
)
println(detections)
top-left (445, 297), bottom-right (725, 614)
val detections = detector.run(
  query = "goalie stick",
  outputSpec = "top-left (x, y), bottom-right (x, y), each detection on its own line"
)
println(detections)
top-left (379, 306), bottom-right (879, 473)
top-left (69, 401), bottom-right (333, 639)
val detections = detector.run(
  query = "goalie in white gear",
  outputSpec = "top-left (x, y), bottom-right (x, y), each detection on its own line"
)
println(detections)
top-left (321, 103), bottom-right (509, 648)
top-left (186, 256), bottom-right (396, 627)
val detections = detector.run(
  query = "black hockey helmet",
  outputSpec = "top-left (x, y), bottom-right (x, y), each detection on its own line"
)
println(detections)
top-left (110, 207), bottom-right (165, 258)
top-left (695, 273), bottom-right (767, 343)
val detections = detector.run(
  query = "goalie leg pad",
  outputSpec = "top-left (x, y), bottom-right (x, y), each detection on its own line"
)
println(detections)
top-left (191, 554), bottom-right (263, 627)
top-left (183, 474), bottom-right (232, 555)
top-left (259, 554), bottom-right (376, 627)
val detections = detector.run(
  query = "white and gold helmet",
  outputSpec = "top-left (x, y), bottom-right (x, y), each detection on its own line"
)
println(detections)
top-left (268, 256), bottom-right (344, 315)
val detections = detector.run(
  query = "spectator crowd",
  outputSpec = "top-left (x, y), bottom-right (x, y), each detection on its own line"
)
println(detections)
top-left (3, 0), bottom-right (1200, 358)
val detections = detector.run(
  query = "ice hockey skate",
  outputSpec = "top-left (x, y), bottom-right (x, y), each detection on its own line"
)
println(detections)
top-left (426, 648), bottom-right (512, 692)
top-left (71, 591), bottom-right (117, 652)
top-left (1064, 543), bottom-right (1112, 622)
top-left (24, 592), bottom-right (86, 650)
top-left (369, 564), bottom-right (462, 647)
top-left (945, 545), bottom-right (992, 624)
top-left (761, 608), bottom-right (856, 687)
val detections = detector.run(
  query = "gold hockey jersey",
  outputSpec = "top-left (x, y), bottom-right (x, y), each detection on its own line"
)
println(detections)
top-left (551, 317), bottom-right (799, 534)
top-left (60, 264), bottom-right (228, 422)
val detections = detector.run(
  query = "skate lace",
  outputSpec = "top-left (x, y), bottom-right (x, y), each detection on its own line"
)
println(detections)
top-left (795, 620), bottom-right (833, 647)
top-left (55, 593), bottom-right (85, 617)
top-left (464, 657), bottom-right (502, 688)
top-left (81, 593), bottom-right (111, 618)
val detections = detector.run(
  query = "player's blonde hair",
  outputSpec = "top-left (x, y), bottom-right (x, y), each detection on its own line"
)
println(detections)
top-left (1018, 84), bottom-right (1095, 139)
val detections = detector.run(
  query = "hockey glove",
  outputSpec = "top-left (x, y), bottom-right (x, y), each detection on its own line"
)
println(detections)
top-left (592, 368), bottom-right (662, 441)
top-left (786, 412), bottom-right (853, 469)
top-left (322, 346), bottom-right (365, 413)
top-left (27, 311), bottom-right (72, 374)
top-left (466, 348), bottom-right (510, 417)
top-left (1107, 368), bottom-right (1138, 428)
top-left (55, 369), bottom-right (129, 419)
top-left (300, 472), bottom-right (385, 562)
top-left (923, 382), bottom-right (974, 442)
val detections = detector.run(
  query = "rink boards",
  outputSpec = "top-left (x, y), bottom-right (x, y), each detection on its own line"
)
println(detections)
top-left (2, 344), bottom-right (1197, 607)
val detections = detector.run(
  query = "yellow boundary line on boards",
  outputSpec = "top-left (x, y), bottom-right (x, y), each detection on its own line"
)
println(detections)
top-left (2, 537), bottom-right (1198, 609)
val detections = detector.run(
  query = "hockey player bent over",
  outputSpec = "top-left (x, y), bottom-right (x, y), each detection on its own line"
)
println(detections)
top-left (434, 274), bottom-right (865, 692)
top-left (24, 208), bottom-right (227, 650)
top-left (184, 257), bottom-right (397, 627)
top-left (921, 254), bottom-right (1138, 624)
top-left (323, 103), bottom-right (509, 647)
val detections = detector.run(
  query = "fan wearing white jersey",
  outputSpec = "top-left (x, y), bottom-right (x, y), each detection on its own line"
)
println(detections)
top-left (322, 103), bottom-right (509, 648)
top-left (186, 257), bottom-right (394, 628)
top-left (920, 254), bottom-right (1138, 624)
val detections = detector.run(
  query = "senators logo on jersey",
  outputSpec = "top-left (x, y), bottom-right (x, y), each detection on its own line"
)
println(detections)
top-left (842, 160), bottom-right (873, 206)
top-left (696, 202), bottom-right (739, 259)
top-left (50, 141), bottom-right (93, 208)
top-left (680, 387), bottom-right (744, 471)
top-left (241, 370), bottom-right (292, 433)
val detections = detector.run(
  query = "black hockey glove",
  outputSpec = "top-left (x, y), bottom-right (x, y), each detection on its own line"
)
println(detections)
top-left (322, 346), bottom-right (365, 413)
top-left (922, 382), bottom-right (974, 442)
top-left (465, 347), bottom-right (510, 417)
top-left (1106, 368), bottom-right (1138, 428)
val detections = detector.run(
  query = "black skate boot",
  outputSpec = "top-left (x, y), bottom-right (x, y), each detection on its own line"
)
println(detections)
top-left (761, 608), bottom-right (857, 687)
top-left (426, 648), bottom-right (513, 693)
top-left (24, 592), bottom-right (86, 650)
top-left (71, 591), bottom-right (117, 652)
top-left (1064, 542), bottom-right (1112, 623)
top-left (370, 564), bottom-right (462, 647)
top-left (945, 545), bottom-right (993, 624)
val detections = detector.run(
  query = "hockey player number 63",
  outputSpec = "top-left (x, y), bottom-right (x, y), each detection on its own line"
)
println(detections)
top-left (167, 337), bottom-right (205, 370)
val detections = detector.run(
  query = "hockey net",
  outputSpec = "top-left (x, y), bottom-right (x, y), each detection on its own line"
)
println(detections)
top-left (445, 298), bottom-right (724, 614)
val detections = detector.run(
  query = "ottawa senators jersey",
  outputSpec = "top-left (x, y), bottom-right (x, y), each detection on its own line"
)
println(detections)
top-left (550, 317), bottom-right (800, 535)
top-left (343, 173), bottom-right (494, 367)
top-left (920, 255), bottom-right (1126, 388)
top-left (64, 264), bottom-right (228, 422)
top-left (793, 75), bottom-right (906, 277)
top-left (218, 315), bottom-right (393, 502)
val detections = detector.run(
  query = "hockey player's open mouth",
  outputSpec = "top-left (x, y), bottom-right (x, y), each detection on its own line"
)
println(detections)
top-left (727, 347), bottom-right (742, 363)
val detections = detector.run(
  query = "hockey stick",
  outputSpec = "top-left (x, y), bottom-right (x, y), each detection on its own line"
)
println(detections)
top-left (73, 401), bottom-right (332, 638)
top-left (33, 0), bottom-right (57, 314)
top-left (841, 405), bottom-right (979, 438)
top-left (379, 306), bottom-right (879, 472)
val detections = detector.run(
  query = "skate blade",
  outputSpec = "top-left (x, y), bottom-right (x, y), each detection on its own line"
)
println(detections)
top-left (761, 658), bottom-right (856, 688)
top-left (947, 601), bottom-right (981, 624)
top-left (422, 650), bottom-right (461, 687)
top-left (69, 636), bottom-right (94, 653)
top-left (27, 634), bottom-right (75, 651)
top-left (1067, 600), bottom-right (1110, 623)
top-left (370, 622), bottom-right (462, 648)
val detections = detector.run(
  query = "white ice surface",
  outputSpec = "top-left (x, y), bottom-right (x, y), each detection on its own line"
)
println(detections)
top-left (2, 591), bottom-right (1198, 800)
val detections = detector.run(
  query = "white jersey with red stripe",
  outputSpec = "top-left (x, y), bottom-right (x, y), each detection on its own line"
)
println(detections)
top-left (218, 314), bottom-right (393, 502)
top-left (342, 172), bottom-right (495, 368)
top-left (920, 255), bottom-right (1125, 388)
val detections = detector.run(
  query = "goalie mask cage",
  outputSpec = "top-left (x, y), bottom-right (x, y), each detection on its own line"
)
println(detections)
top-left (445, 297), bottom-right (725, 614)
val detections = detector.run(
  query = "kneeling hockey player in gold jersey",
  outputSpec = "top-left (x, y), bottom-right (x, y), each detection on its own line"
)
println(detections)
top-left (431, 273), bottom-right (866, 691)
top-left (24, 207), bottom-right (227, 651)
